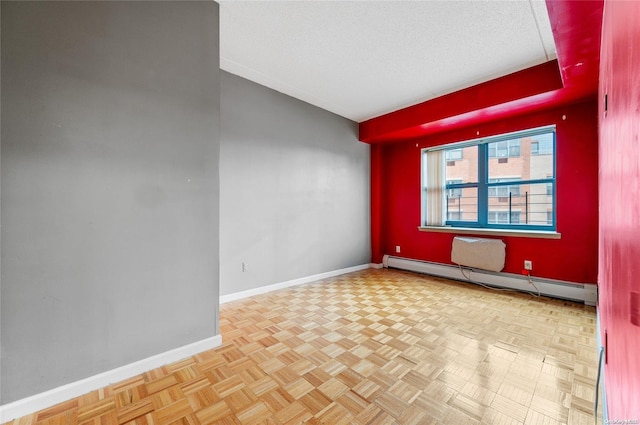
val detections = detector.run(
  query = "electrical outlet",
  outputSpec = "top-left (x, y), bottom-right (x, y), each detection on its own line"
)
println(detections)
top-left (524, 260), bottom-right (532, 270)
top-left (396, 246), bottom-right (401, 253)
top-left (242, 262), bottom-right (248, 272)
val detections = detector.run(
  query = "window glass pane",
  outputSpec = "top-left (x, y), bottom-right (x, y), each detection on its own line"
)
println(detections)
top-left (488, 132), bottom-right (554, 181)
top-left (523, 182), bottom-right (554, 225)
top-left (488, 182), bottom-right (553, 226)
top-left (445, 145), bottom-right (478, 184)
top-left (445, 187), bottom-right (477, 222)
top-left (423, 127), bottom-right (555, 230)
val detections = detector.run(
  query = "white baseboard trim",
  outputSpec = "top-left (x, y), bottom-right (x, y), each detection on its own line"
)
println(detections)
top-left (383, 255), bottom-right (596, 304)
top-left (0, 335), bottom-right (222, 423)
top-left (220, 263), bottom-right (372, 304)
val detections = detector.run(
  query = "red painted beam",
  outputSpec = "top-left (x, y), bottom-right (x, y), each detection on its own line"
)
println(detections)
top-left (370, 144), bottom-right (384, 263)
top-left (359, 0), bottom-right (604, 144)
top-left (547, 0), bottom-right (603, 90)
top-left (359, 61), bottom-right (563, 143)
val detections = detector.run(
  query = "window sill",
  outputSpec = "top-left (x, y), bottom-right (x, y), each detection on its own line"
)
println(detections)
top-left (418, 226), bottom-right (561, 239)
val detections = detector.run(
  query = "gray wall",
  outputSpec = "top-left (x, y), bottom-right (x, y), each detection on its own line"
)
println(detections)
top-left (220, 72), bottom-right (370, 296)
top-left (1, 2), bottom-right (220, 403)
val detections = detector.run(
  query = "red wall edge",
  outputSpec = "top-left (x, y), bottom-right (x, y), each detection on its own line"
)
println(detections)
top-left (598, 0), bottom-right (640, 418)
top-left (371, 144), bottom-right (384, 263)
top-left (371, 100), bottom-right (599, 284)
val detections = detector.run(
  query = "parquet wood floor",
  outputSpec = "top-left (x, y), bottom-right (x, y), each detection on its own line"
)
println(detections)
top-left (3, 269), bottom-right (602, 425)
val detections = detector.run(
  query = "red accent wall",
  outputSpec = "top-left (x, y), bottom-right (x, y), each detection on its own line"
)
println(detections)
top-left (598, 0), bottom-right (640, 418)
top-left (372, 100), bottom-right (599, 284)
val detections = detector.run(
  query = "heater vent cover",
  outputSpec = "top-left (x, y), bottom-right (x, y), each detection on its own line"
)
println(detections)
top-left (451, 236), bottom-right (505, 272)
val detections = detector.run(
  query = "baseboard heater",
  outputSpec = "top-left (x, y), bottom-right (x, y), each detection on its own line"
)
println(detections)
top-left (382, 255), bottom-right (596, 305)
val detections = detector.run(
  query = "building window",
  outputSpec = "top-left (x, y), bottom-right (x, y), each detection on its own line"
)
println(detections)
top-left (489, 211), bottom-right (521, 224)
top-left (445, 148), bottom-right (463, 161)
top-left (446, 179), bottom-right (463, 198)
top-left (531, 133), bottom-right (554, 155)
top-left (422, 126), bottom-right (556, 230)
top-left (488, 178), bottom-right (521, 197)
top-left (488, 140), bottom-right (521, 158)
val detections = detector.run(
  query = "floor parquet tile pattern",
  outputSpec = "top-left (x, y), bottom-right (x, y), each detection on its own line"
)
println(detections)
top-left (2, 269), bottom-right (602, 425)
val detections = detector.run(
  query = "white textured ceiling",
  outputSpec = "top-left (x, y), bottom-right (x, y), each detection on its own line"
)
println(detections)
top-left (219, 1), bottom-right (556, 123)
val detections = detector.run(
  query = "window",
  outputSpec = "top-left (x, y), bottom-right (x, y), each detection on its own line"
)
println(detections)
top-left (488, 178), bottom-right (521, 197)
top-left (446, 179), bottom-right (463, 198)
top-left (489, 211), bottom-right (521, 224)
top-left (445, 148), bottom-right (463, 161)
top-left (488, 140), bottom-right (520, 158)
top-left (531, 133), bottom-right (554, 155)
top-left (422, 126), bottom-right (556, 231)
